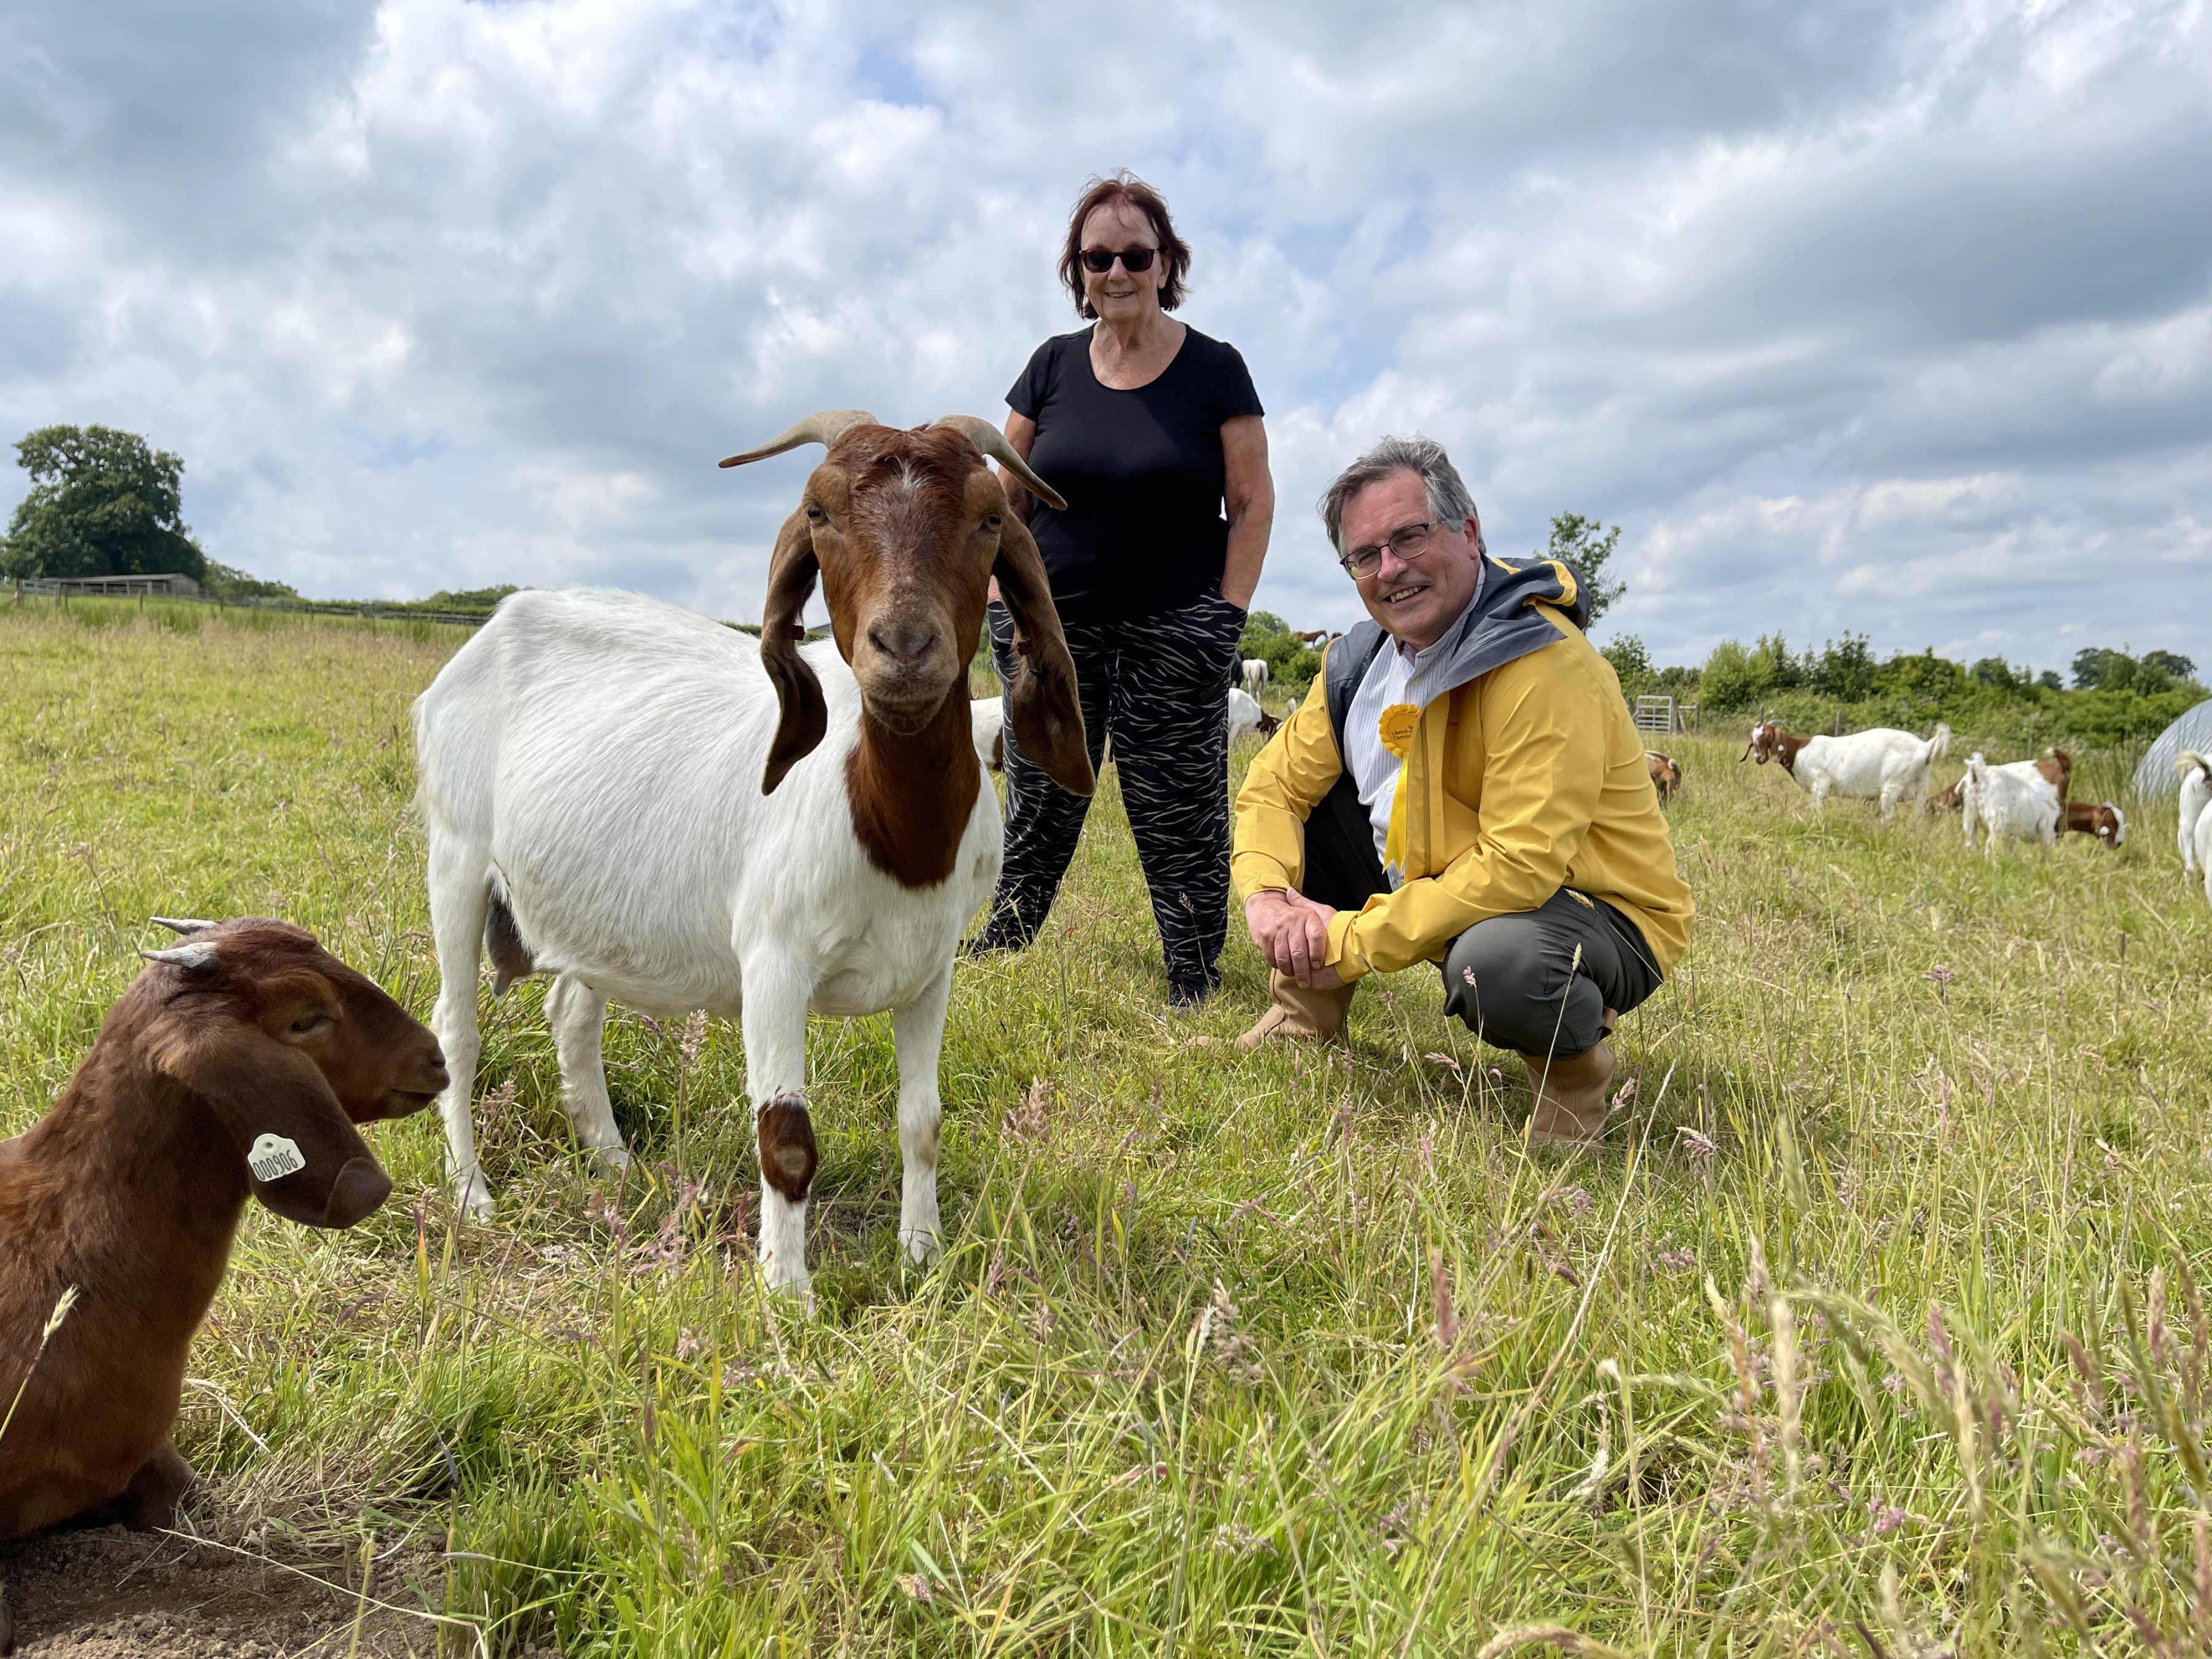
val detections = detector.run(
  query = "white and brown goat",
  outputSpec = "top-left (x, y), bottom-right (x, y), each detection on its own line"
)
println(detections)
top-left (1961, 751), bottom-right (2061, 855)
top-left (1930, 748), bottom-right (2071, 817)
top-left (0, 919), bottom-right (441, 1561)
top-left (1743, 719), bottom-right (1950, 818)
top-left (1644, 750), bottom-right (1682, 806)
top-left (1226, 688), bottom-right (1279, 742)
top-left (412, 413), bottom-right (1090, 1302)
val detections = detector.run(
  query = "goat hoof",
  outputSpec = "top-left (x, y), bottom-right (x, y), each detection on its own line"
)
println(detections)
top-left (453, 1174), bottom-right (497, 1222)
top-left (586, 1143), bottom-right (632, 1177)
top-left (756, 1264), bottom-right (817, 1314)
top-left (899, 1228), bottom-right (942, 1268)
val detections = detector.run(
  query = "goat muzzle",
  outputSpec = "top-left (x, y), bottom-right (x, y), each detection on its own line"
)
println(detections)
top-left (852, 604), bottom-right (960, 734)
top-left (323, 1157), bottom-right (393, 1228)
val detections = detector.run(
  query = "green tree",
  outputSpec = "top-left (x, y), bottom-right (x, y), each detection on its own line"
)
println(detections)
top-left (1870, 648), bottom-right (1968, 706)
top-left (2, 425), bottom-right (206, 582)
top-left (2072, 648), bottom-right (2181, 696)
top-left (424, 584), bottom-right (520, 612)
top-left (2143, 649), bottom-right (2197, 684)
top-left (1700, 640), bottom-right (1760, 709)
top-left (1747, 632), bottom-right (1803, 691)
top-left (1236, 610), bottom-right (1321, 690)
top-left (1810, 633), bottom-right (1875, 701)
top-left (202, 560), bottom-right (300, 601)
top-left (2071, 646), bottom-right (2126, 691)
top-left (1600, 633), bottom-right (1652, 687)
top-left (1536, 512), bottom-right (1624, 624)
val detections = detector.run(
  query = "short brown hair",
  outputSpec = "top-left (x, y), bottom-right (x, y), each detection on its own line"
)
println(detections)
top-left (1057, 171), bottom-right (1190, 319)
top-left (1318, 436), bottom-right (1483, 557)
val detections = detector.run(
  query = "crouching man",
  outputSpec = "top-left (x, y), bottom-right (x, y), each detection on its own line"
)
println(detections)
top-left (1232, 437), bottom-right (1693, 1143)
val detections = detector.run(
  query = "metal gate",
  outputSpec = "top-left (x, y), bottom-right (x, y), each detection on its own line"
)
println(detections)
top-left (1634, 696), bottom-right (1698, 736)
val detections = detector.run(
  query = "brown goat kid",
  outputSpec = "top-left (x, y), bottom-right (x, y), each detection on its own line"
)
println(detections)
top-left (0, 919), bottom-right (444, 1548)
top-left (1645, 750), bottom-right (1682, 806)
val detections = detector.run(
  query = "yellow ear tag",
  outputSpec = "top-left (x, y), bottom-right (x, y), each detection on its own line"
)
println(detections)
top-left (1378, 702), bottom-right (1419, 759)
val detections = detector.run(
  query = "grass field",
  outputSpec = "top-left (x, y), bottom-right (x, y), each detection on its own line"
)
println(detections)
top-left (3, 594), bottom-right (2210, 1656)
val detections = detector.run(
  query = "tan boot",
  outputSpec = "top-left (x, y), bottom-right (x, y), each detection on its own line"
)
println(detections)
top-left (1522, 1040), bottom-right (1617, 1145)
top-left (1236, 969), bottom-right (1355, 1051)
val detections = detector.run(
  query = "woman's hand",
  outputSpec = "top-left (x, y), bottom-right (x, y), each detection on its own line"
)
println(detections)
top-left (1218, 415), bottom-right (1273, 611)
top-left (1244, 888), bottom-right (1339, 987)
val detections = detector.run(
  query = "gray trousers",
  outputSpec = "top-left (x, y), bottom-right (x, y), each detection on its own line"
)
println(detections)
top-left (1298, 775), bottom-right (1661, 1059)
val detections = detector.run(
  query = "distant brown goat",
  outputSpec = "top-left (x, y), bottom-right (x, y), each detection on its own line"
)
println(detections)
top-left (2061, 800), bottom-right (2126, 848)
top-left (0, 919), bottom-right (444, 1565)
top-left (1644, 750), bottom-right (1682, 806)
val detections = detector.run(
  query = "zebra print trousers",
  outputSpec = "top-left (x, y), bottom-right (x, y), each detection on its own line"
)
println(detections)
top-left (981, 590), bottom-right (1249, 996)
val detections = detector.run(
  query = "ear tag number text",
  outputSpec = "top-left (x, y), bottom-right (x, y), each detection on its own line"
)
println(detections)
top-left (248, 1133), bottom-right (307, 1182)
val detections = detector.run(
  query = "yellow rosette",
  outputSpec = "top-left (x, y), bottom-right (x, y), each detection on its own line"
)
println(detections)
top-left (1377, 702), bottom-right (1419, 759)
top-left (1378, 702), bottom-right (1421, 881)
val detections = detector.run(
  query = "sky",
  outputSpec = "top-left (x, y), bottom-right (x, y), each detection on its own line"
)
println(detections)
top-left (2, 0), bottom-right (2206, 673)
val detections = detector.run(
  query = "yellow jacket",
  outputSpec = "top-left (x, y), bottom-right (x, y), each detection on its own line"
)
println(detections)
top-left (1232, 565), bottom-right (1693, 983)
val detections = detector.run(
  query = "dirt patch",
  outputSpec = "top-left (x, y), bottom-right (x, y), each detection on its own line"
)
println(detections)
top-left (0, 1521), bottom-right (489, 1657)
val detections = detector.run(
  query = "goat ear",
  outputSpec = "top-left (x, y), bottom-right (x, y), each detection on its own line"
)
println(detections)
top-left (992, 513), bottom-right (1094, 798)
top-left (150, 1024), bottom-right (391, 1230)
top-left (759, 509), bottom-right (828, 794)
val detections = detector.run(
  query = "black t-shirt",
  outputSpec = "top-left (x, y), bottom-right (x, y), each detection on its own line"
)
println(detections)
top-left (1006, 325), bottom-right (1264, 627)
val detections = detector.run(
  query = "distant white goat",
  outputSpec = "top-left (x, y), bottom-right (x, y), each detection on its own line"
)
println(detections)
top-left (970, 696), bottom-right (1005, 771)
top-left (1239, 657), bottom-right (1269, 699)
top-left (1743, 720), bottom-right (1950, 819)
top-left (1226, 688), bottom-right (1279, 743)
top-left (1929, 748), bottom-right (2069, 817)
top-left (1961, 751), bottom-right (2060, 857)
top-left (412, 411), bottom-right (1092, 1301)
top-left (2178, 750), bottom-right (2211, 879)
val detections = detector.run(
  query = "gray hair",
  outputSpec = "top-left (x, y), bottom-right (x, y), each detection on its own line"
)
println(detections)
top-left (1317, 435), bottom-right (1483, 558)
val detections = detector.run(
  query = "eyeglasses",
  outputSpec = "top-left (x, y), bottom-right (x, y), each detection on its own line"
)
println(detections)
top-left (1340, 520), bottom-right (1438, 579)
top-left (1081, 245), bottom-right (1158, 273)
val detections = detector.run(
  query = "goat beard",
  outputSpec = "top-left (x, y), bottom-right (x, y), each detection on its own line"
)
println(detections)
top-left (860, 684), bottom-right (955, 737)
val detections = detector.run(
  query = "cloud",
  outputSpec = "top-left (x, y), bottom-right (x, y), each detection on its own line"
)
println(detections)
top-left (0, 0), bottom-right (2203, 669)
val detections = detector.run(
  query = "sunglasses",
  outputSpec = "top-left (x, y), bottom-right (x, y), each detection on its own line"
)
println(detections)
top-left (1081, 245), bottom-right (1158, 274)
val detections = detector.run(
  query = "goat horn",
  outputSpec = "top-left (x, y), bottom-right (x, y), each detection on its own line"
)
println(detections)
top-left (929, 415), bottom-right (1070, 512)
top-left (149, 916), bottom-right (216, 935)
top-left (716, 410), bottom-right (879, 469)
top-left (141, 941), bottom-right (219, 971)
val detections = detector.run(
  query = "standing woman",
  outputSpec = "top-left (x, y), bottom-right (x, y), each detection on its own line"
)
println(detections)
top-left (971, 171), bottom-right (1274, 1007)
